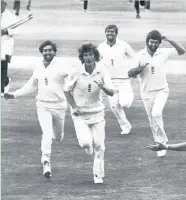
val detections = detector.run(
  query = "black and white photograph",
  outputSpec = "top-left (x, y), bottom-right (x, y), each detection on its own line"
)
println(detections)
top-left (1, 0), bottom-right (186, 199)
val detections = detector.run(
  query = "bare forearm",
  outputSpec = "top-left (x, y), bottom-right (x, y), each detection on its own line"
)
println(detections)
top-left (102, 86), bottom-right (114, 96)
top-left (166, 142), bottom-right (186, 151)
top-left (128, 66), bottom-right (144, 78)
top-left (64, 91), bottom-right (77, 108)
top-left (167, 40), bottom-right (185, 55)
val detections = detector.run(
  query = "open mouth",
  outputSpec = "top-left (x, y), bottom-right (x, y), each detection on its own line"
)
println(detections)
top-left (45, 55), bottom-right (52, 58)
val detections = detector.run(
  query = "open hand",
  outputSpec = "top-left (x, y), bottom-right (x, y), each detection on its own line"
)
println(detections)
top-left (147, 142), bottom-right (166, 151)
top-left (94, 80), bottom-right (104, 89)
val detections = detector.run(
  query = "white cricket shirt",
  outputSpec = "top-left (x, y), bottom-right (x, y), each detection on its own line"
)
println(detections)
top-left (13, 59), bottom-right (71, 109)
top-left (136, 47), bottom-right (178, 96)
top-left (98, 39), bottom-right (136, 79)
top-left (64, 62), bottom-right (113, 124)
top-left (1, 9), bottom-right (18, 60)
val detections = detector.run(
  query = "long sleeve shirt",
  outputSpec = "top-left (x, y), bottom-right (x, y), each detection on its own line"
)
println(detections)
top-left (1, 9), bottom-right (18, 60)
top-left (13, 59), bottom-right (71, 109)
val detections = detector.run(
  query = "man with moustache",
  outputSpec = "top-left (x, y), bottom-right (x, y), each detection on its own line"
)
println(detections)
top-left (98, 24), bottom-right (136, 135)
top-left (4, 40), bottom-right (71, 179)
top-left (128, 30), bottom-right (185, 157)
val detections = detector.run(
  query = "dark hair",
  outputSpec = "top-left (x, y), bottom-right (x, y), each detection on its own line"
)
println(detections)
top-left (146, 30), bottom-right (162, 44)
top-left (105, 24), bottom-right (118, 34)
top-left (39, 40), bottom-right (57, 53)
top-left (78, 43), bottom-right (100, 64)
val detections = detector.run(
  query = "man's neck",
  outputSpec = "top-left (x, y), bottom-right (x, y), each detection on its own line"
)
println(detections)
top-left (147, 47), bottom-right (157, 57)
top-left (43, 59), bottom-right (52, 68)
top-left (107, 39), bottom-right (116, 47)
top-left (85, 63), bottom-right (95, 75)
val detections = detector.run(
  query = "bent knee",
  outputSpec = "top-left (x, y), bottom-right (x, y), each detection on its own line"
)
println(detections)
top-left (94, 144), bottom-right (105, 152)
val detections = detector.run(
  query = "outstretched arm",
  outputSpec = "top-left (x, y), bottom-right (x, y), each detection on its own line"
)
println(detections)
top-left (147, 142), bottom-right (186, 151)
top-left (4, 75), bottom-right (38, 99)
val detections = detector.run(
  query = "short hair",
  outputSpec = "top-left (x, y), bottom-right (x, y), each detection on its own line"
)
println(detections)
top-left (146, 30), bottom-right (162, 44)
top-left (39, 40), bottom-right (57, 53)
top-left (78, 43), bottom-right (100, 64)
top-left (105, 24), bottom-right (118, 34)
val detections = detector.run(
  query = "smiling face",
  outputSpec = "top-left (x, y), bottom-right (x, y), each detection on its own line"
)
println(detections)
top-left (105, 28), bottom-right (117, 43)
top-left (42, 45), bottom-right (56, 62)
top-left (147, 39), bottom-right (160, 53)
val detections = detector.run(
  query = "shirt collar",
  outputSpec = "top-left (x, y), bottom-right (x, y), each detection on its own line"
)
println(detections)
top-left (42, 58), bottom-right (56, 68)
top-left (104, 38), bottom-right (121, 47)
top-left (81, 63), bottom-right (100, 76)
top-left (141, 47), bottom-right (162, 56)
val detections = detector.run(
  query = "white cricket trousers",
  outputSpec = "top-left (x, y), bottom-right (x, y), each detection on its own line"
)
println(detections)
top-left (37, 107), bottom-right (66, 164)
top-left (108, 80), bottom-right (134, 131)
top-left (73, 119), bottom-right (105, 178)
top-left (142, 88), bottom-right (169, 144)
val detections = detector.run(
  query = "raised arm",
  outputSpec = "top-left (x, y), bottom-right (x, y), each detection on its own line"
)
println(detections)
top-left (162, 36), bottom-right (185, 55)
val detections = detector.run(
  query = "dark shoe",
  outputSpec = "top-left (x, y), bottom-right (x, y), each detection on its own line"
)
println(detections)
top-left (43, 161), bottom-right (52, 179)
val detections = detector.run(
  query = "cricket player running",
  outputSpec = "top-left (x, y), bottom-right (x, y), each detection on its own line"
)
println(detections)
top-left (64, 44), bottom-right (114, 184)
top-left (4, 40), bottom-right (71, 179)
top-left (1, 0), bottom-right (18, 96)
top-left (128, 30), bottom-right (185, 157)
top-left (98, 24), bottom-right (136, 135)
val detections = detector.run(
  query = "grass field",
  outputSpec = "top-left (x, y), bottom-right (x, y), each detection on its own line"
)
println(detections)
top-left (1, 1), bottom-right (186, 200)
